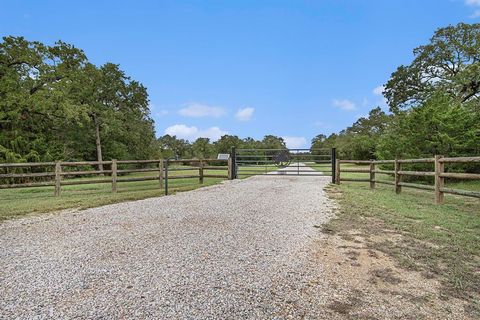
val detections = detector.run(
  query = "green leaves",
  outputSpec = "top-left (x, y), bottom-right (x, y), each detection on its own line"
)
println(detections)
top-left (0, 36), bottom-right (156, 163)
top-left (385, 23), bottom-right (480, 113)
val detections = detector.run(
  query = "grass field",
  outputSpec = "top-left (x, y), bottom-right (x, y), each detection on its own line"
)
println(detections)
top-left (325, 164), bottom-right (480, 314)
top-left (0, 166), bottom-right (227, 221)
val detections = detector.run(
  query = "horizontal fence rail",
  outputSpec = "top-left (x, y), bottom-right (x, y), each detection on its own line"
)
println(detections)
top-left (0, 158), bottom-right (233, 196)
top-left (335, 156), bottom-right (480, 204)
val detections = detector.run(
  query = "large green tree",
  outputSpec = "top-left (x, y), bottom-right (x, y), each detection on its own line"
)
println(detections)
top-left (0, 36), bottom-right (156, 164)
top-left (384, 23), bottom-right (480, 113)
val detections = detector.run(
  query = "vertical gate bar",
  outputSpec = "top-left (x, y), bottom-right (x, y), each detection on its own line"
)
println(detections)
top-left (331, 148), bottom-right (337, 183)
top-left (227, 157), bottom-right (232, 180)
top-left (297, 149), bottom-right (299, 175)
top-left (231, 147), bottom-right (237, 179)
top-left (165, 159), bottom-right (169, 195)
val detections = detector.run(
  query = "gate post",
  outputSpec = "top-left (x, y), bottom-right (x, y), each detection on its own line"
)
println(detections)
top-left (230, 146), bottom-right (237, 179)
top-left (435, 155), bottom-right (444, 204)
top-left (331, 148), bottom-right (337, 183)
top-left (111, 159), bottom-right (117, 193)
top-left (164, 159), bottom-right (169, 195)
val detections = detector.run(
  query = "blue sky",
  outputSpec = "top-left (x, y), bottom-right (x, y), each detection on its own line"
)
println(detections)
top-left (1, 0), bottom-right (479, 148)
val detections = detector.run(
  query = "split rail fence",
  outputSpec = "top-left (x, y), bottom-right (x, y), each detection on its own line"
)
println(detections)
top-left (335, 156), bottom-right (480, 204)
top-left (0, 158), bottom-right (233, 196)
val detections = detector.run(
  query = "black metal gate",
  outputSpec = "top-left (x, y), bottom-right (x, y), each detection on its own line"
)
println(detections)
top-left (231, 147), bottom-right (336, 183)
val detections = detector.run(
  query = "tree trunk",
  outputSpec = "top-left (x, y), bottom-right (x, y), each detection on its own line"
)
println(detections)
top-left (92, 114), bottom-right (104, 174)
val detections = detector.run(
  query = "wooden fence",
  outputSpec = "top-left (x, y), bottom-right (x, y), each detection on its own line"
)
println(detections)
top-left (335, 156), bottom-right (480, 204)
top-left (0, 158), bottom-right (233, 196)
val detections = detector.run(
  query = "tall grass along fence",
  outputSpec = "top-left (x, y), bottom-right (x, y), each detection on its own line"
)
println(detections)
top-left (335, 156), bottom-right (480, 204)
top-left (0, 158), bottom-right (233, 196)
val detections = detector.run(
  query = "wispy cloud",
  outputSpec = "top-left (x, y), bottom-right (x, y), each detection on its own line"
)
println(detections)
top-left (373, 85), bottom-right (385, 96)
top-left (465, 0), bottom-right (480, 17)
top-left (332, 99), bottom-right (356, 111)
top-left (178, 103), bottom-right (225, 118)
top-left (164, 124), bottom-right (228, 141)
top-left (235, 107), bottom-right (255, 121)
top-left (283, 136), bottom-right (307, 149)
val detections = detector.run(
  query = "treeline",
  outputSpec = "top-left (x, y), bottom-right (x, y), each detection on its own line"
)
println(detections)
top-left (0, 36), bottom-right (158, 164)
top-left (157, 134), bottom-right (286, 159)
top-left (312, 23), bottom-right (480, 161)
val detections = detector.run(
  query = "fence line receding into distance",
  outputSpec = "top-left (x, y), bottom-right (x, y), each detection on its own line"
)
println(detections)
top-left (335, 156), bottom-right (480, 204)
top-left (0, 158), bottom-right (233, 196)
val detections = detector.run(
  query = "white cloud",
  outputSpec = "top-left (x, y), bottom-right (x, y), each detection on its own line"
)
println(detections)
top-left (470, 9), bottom-right (480, 17)
top-left (164, 124), bottom-right (227, 141)
top-left (156, 110), bottom-right (169, 116)
top-left (235, 107), bottom-right (255, 121)
top-left (283, 136), bottom-right (307, 149)
top-left (178, 103), bottom-right (225, 118)
top-left (465, 0), bottom-right (480, 17)
top-left (373, 85), bottom-right (385, 96)
top-left (332, 99), bottom-right (356, 111)
top-left (466, 0), bottom-right (480, 6)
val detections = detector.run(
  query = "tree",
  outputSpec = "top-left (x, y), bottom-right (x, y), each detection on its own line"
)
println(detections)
top-left (191, 138), bottom-right (213, 159)
top-left (0, 36), bottom-right (157, 164)
top-left (384, 23), bottom-right (480, 113)
top-left (376, 93), bottom-right (479, 159)
top-left (261, 135), bottom-right (286, 149)
top-left (157, 135), bottom-right (191, 159)
top-left (214, 135), bottom-right (243, 153)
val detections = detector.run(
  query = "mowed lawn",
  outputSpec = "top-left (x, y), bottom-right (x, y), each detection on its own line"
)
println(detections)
top-left (0, 166), bottom-right (228, 221)
top-left (324, 164), bottom-right (480, 313)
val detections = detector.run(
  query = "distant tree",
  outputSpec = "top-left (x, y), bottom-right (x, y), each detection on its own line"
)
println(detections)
top-left (192, 138), bottom-right (213, 159)
top-left (157, 134), bottom-right (190, 159)
top-left (261, 135), bottom-right (286, 149)
top-left (385, 23), bottom-right (480, 113)
top-left (214, 135), bottom-right (243, 153)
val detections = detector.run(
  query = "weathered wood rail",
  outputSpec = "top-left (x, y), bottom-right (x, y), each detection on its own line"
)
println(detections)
top-left (334, 156), bottom-right (480, 204)
top-left (0, 158), bottom-right (233, 196)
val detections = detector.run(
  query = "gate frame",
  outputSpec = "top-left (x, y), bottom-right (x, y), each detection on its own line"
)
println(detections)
top-left (231, 147), bottom-right (337, 181)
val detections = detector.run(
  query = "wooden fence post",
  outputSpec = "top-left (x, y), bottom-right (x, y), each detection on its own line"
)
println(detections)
top-left (54, 161), bottom-right (61, 197)
top-left (370, 160), bottom-right (375, 189)
top-left (111, 159), bottom-right (117, 193)
top-left (159, 159), bottom-right (164, 189)
top-left (435, 155), bottom-right (445, 204)
top-left (199, 160), bottom-right (204, 184)
top-left (395, 159), bottom-right (402, 194)
top-left (164, 159), bottom-right (169, 195)
top-left (335, 159), bottom-right (340, 184)
top-left (227, 157), bottom-right (233, 180)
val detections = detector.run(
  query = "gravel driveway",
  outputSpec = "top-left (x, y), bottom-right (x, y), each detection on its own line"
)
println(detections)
top-left (0, 175), bottom-right (335, 319)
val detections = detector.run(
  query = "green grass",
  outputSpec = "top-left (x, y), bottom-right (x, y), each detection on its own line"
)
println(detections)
top-left (325, 175), bottom-right (480, 315)
top-left (0, 166), bottom-right (227, 221)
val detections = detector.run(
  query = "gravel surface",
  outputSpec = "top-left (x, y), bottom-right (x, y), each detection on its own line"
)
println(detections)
top-left (0, 174), bottom-right (335, 319)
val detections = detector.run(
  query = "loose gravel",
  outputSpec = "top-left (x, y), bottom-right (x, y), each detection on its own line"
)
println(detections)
top-left (0, 175), bottom-right (335, 319)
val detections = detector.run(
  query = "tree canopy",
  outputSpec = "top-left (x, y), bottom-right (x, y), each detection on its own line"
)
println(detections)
top-left (0, 36), bottom-right (157, 163)
top-left (313, 22), bottom-right (480, 162)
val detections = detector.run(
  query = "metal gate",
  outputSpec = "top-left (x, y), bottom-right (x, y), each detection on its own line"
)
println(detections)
top-left (231, 148), bottom-right (336, 183)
